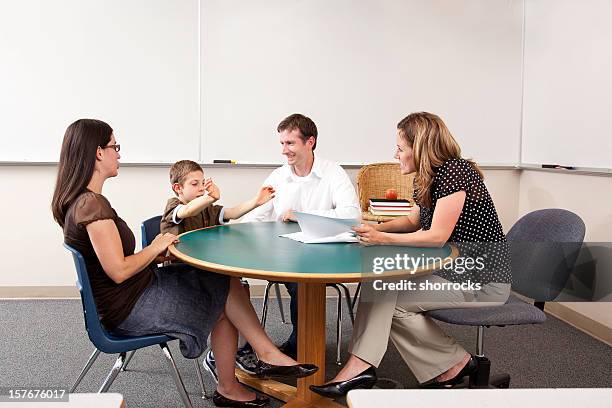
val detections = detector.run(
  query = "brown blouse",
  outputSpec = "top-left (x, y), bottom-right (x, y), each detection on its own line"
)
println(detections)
top-left (63, 191), bottom-right (153, 329)
top-left (160, 197), bottom-right (224, 235)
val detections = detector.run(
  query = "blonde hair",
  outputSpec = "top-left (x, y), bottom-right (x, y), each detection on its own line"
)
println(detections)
top-left (397, 112), bottom-right (483, 207)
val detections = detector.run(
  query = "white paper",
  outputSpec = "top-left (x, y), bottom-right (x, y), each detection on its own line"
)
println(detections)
top-left (278, 212), bottom-right (360, 243)
top-left (295, 212), bottom-right (358, 237)
top-left (280, 231), bottom-right (358, 244)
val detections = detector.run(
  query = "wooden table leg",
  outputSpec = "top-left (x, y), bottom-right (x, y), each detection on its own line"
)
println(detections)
top-left (296, 282), bottom-right (326, 402)
top-left (284, 282), bottom-right (343, 407)
top-left (237, 282), bottom-right (343, 408)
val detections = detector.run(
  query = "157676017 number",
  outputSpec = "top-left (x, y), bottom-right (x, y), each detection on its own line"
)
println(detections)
top-left (0, 387), bottom-right (69, 402)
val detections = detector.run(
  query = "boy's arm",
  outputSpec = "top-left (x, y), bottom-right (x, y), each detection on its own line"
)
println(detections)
top-left (176, 179), bottom-right (220, 220)
top-left (224, 186), bottom-right (275, 220)
top-left (176, 194), bottom-right (217, 220)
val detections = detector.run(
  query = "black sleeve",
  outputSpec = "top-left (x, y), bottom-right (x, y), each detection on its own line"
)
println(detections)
top-left (432, 159), bottom-right (475, 200)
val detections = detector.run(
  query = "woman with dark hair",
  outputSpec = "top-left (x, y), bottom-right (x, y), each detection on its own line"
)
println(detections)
top-left (310, 112), bottom-right (511, 397)
top-left (52, 119), bottom-right (317, 408)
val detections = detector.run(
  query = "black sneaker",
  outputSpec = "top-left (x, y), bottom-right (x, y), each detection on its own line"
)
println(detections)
top-left (203, 349), bottom-right (218, 384)
top-left (235, 344), bottom-right (258, 375)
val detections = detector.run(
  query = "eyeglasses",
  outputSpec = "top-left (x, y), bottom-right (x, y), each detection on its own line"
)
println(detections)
top-left (100, 144), bottom-right (121, 152)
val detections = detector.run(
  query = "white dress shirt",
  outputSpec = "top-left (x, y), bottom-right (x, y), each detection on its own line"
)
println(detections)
top-left (242, 156), bottom-right (360, 222)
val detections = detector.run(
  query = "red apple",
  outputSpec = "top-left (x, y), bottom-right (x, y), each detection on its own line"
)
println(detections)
top-left (385, 188), bottom-right (398, 200)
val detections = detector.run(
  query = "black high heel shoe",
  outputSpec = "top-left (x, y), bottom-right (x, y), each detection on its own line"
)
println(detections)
top-left (254, 360), bottom-right (318, 380)
top-left (422, 355), bottom-right (479, 388)
top-left (309, 366), bottom-right (377, 398)
top-left (212, 390), bottom-right (269, 408)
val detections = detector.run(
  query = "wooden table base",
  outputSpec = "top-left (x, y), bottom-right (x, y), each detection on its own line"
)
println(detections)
top-left (236, 282), bottom-right (343, 407)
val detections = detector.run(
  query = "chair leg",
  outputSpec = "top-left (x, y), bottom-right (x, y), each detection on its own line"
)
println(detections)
top-left (121, 350), bottom-right (136, 371)
top-left (329, 284), bottom-right (343, 365)
top-left (70, 348), bottom-right (101, 392)
top-left (476, 326), bottom-right (485, 357)
top-left (260, 281), bottom-right (273, 327)
top-left (338, 283), bottom-right (355, 325)
top-left (159, 343), bottom-right (193, 408)
top-left (193, 358), bottom-right (210, 399)
top-left (351, 282), bottom-right (361, 313)
top-left (274, 283), bottom-right (288, 324)
top-left (98, 352), bottom-right (126, 393)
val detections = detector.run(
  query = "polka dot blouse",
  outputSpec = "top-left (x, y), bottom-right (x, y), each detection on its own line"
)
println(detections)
top-left (415, 158), bottom-right (511, 285)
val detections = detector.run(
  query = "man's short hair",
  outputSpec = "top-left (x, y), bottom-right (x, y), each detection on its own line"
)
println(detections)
top-left (277, 113), bottom-right (318, 150)
top-left (169, 160), bottom-right (203, 187)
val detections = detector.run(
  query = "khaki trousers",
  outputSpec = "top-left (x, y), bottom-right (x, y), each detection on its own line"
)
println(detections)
top-left (349, 274), bottom-right (510, 383)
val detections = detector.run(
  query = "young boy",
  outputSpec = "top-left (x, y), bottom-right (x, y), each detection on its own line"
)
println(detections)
top-left (161, 160), bottom-right (275, 235)
top-left (160, 159), bottom-right (275, 380)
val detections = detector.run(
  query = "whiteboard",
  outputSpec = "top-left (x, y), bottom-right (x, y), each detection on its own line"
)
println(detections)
top-left (201, 0), bottom-right (524, 165)
top-left (522, 0), bottom-right (612, 169)
top-left (0, 0), bottom-right (200, 163)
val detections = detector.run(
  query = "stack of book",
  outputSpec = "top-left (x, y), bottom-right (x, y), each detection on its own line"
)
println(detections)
top-left (368, 198), bottom-right (413, 216)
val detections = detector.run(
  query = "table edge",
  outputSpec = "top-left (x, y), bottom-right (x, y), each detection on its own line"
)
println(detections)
top-left (168, 223), bottom-right (459, 283)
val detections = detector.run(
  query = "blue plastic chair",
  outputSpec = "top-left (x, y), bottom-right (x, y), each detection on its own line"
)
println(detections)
top-left (137, 216), bottom-right (209, 396)
top-left (65, 244), bottom-right (193, 407)
top-left (141, 215), bottom-right (163, 251)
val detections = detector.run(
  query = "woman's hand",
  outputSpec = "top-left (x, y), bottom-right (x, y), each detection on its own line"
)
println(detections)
top-left (352, 223), bottom-right (388, 245)
top-left (255, 185), bottom-right (276, 206)
top-left (151, 233), bottom-right (179, 253)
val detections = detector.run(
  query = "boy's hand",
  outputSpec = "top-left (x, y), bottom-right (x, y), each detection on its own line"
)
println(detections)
top-left (205, 178), bottom-right (221, 200)
top-left (255, 185), bottom-right (275, 206)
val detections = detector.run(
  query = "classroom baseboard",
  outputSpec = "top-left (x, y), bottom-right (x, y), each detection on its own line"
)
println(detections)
top-left (0, 283), bottom-right (359, 299)
top-left (544, 302), bottom-right (612, 347)
top-left (0, 286), bottom-right (79, 298)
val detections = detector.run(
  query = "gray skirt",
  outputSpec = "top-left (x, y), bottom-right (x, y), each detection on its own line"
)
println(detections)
top-left (112, 263), bottom-right (230, 359)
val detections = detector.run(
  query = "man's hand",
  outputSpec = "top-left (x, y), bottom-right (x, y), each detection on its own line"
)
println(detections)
top-left (352, 223), bottom-right (387, 245)
top-left (282, 209), bottom-right (297, 222)
top-left (205, 178), bottom-right (221, 201)
top-left (255, 185), bottom-right (276, 206)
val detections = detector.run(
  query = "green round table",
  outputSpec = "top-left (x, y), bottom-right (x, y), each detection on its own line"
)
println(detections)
top-left (169, 222), bottom-right (455, 407)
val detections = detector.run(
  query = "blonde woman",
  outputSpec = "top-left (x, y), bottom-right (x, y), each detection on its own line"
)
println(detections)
top-left (310, 112), bottom-right (511, 397)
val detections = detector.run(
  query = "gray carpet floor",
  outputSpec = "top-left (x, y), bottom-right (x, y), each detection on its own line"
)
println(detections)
top-left (1, 298), bottom-right (610, 407)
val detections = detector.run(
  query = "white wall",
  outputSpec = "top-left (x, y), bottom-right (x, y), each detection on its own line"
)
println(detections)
top-left (519, 0), bottom-right (612, 331)
top-left (0, 165), bottom-right (518, 287)
top-left (0, 0), bottom-right (200, 163)
top-left (522, 0), bottom-right (612, 169)
top-left (201, 0), bottom-right (523, 165)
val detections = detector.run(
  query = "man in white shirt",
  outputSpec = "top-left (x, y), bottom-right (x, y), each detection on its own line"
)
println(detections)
top-left (242, 113), bottom-right (360, 357)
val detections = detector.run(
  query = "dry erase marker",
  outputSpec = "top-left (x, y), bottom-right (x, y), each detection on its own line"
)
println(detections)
top-left (542, 164), bottom-right (575, 170)
top-left (213, 160), bottom-right (237, 164)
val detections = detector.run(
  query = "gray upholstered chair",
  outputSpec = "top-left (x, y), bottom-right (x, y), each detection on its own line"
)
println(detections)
top-left (426, 209), bottom-right (586, 388)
